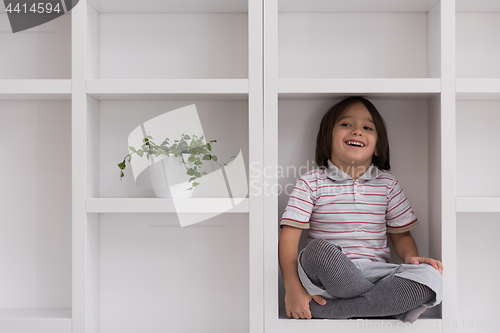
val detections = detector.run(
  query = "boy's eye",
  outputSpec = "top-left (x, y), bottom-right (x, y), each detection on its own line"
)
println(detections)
top-left (364, 126), bottom-right (374, 131)
top-left (341, 123), bottom-right (350, 127)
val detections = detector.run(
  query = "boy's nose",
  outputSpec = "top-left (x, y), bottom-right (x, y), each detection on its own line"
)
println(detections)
top-left (352, 128), bottom-right (363, 135)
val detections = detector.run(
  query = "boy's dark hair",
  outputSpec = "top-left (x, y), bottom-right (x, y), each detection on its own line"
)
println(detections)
top-left (315, 96), bottom-right (391, 171)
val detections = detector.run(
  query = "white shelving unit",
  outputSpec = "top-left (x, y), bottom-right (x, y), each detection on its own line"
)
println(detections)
top-left (2, 0), bottom-right (500, 332)
top-left (265, 0), bottom-right (457, 332)
top-left (456, 2), bottom-right (500, 332)
top-left (0, 6), bottom-right (72, 333)
top-left (72, 1), bottom-right (262, 333)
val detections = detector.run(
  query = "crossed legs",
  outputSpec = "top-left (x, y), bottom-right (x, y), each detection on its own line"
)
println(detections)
top-left (300, 239), bottom-right (435, 321)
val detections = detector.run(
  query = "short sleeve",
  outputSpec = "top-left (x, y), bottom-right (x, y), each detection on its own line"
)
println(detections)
top-left (280, 175), bottom-right (315, 229)
top-left (386, 179), bottom-right (420, 233)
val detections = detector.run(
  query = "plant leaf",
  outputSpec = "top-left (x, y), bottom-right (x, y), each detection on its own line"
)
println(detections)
top-left (192, 182), bottom-right (200, 186)
top-left (188, 156), bottom-right (196, 162)
top-left (207, 143), bottom-right (211, 151)
top-left (202, 154), bottom-right (211, 161)
top-left (212, 156), bottom-right (218, 162)
top-left (156, 149), bottom-right (167, 157)
top-left (129, 146), bottom-right (137, 152)
top-left (189, 177), bottom-right (196, 182)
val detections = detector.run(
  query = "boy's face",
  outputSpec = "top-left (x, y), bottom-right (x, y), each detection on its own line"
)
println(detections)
top-left (330, 102), bottom-right (378, 172)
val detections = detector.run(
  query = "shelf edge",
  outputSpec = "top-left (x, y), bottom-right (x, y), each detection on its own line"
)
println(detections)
top-left (456, 197), bottom-right (500, 212)
top-left (0, 80), bottom-right (72, 100)
top-left (278, 78), bottom-right (441, 94)
top-left (86, 198), bottom-right (249, 213)
top-left (86, 79), bottom-right (249, 94)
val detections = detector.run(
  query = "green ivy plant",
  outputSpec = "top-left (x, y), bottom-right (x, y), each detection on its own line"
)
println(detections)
top-left (118, 133), bottom-right (235, 190)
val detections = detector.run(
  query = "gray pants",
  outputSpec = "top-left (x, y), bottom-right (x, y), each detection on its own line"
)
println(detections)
top-left (299, 239), bottom-right (438, 320)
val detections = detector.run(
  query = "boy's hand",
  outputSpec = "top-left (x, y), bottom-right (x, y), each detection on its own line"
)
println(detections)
top-left (406, 256), bottom-right (443, 275)
top-left (285, 286), bottom-right (326, 319)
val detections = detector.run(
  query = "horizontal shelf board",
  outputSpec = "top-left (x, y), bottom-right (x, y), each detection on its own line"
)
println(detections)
top-left (278, 79), bottom-right (441, 99)
top-left (456, 79), bottom-right (500, 100)
top-left (86, 0), bottom-right (247, 13)
top-left (86, 79), bottom-right (248, 100)
top-left (0, 80), bottom-right (71, 100)
top-left (0, 309), bottom-right (71, 319)
top-left (0, 309), bottom-right (71, 333)
top-left (279, 0), bottom-right (439, 13)
top-left (456, 0), bottom-right (500, 12)
top-left (0, 315), bottom-right (70, 333)
top-left (456, 197), bottom-right (500, 212)
top-left (86, 93), bottom-right (248, 101)
top-left (278, 318), bottom-right (442, 333)
top-left (86, 198), bottom-right (249, 213)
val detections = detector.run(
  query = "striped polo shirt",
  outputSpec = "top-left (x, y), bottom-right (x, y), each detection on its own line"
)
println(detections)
top-left (280, 159), bottom-right (419, 262)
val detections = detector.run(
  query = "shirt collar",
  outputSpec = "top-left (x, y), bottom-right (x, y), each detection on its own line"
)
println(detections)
top-left (324, 159), bottom-right (382, 181)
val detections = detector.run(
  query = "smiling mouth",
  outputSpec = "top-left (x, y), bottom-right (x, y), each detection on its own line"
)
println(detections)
top-left (345, 141), bottom-right (365, 148)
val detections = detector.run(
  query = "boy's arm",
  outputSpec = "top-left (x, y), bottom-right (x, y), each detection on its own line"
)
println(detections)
top-left (279, 225), bottom-right (326, 319)
top-left (389, 231), bottom-right (443, 274)
top-left (279, 225), bottom-right (305, 291)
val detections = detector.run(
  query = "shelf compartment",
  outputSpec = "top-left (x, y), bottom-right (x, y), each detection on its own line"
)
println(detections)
top-left (0, 80), bottom-right (71, 100)
top-left (86, 79), bottom-right (249, 100)
top-left (96, 213), bottom-right (249, 332)
top-left (456, 100), bottom-right (500, 197)
top-left (85, 1), bottom-right (248, 79)
top-left (87, 198), bottom-right (249, 213)
top-left (279, 0), bottom-right (440, 13)
top-left (0, 101), bottom-right (72, 320)
top-left (276, 1), bottom-right (441, 79)
top-left (0, 309), bottom-right (71, 333)
top-left (0, 14), bottom-right (71, 79)
top-left (86, 99), bottom-right (249, 199)
top-left (278, 318), bottom-right (442, 333)
top-left (276, 96), bottom-right (443, 320)
top-left (456, 197), bottom-right (500, 213)
top-left (457, 213), bottom-right (500, 330)
top-left (86, 0), bottom-right (247, 13)
top-left (456, 9), bottom-right (500, 78)
top-left (278, 78), bottom-right (441, 99)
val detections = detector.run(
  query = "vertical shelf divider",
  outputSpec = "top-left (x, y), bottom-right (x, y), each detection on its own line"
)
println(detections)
top-left (249, 0), bottom-right (265, 333)
top-left (72, 2), bottom-right (98, 333)
top-left (441, 0), bottom-right (457, 331)
top-left (263, 0), bottom-right (279, 331)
